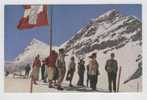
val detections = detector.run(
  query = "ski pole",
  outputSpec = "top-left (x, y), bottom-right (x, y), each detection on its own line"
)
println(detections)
top-left (137, 79), bottom-right (139, 92)
top-left (30, 77), bottom-right (33, 93)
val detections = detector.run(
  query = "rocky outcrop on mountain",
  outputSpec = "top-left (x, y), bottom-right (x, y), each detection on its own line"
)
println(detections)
top-left (62, 9), bottom-right (142, 56)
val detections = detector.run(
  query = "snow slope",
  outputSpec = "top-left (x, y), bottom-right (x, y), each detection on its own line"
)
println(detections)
top-left (61, 9), bottom-right (142, 92)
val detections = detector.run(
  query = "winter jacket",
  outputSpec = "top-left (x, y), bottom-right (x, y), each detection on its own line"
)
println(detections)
top-left (105, 59), bottom-right (118, 73)
top-left (32, 59), bottom-right (41, 68)
top-left (25, 64), bottom-right (31, 72)
top-left (46, 53), bottom-right (58, 67)
top-left (68, 61), bottom-right (76, 73)
top-left (56, 54), bottom-right (65, 68)
top-left (78, 63), bottom-right (85, 75)
top-left (88, 59), bottom-right (99, 75)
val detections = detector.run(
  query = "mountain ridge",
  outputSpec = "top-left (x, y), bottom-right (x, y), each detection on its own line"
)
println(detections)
top-left (61, 9), bottom-right (142, 56)
top-left (14, 38), bottom-right (58, 64)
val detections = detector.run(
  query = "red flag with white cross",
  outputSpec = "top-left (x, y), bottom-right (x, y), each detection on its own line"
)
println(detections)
top-left (17, 5), bottom-right (48, 30)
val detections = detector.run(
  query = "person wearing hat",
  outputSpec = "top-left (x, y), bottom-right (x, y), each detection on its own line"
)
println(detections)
top-left (56, 48), bottom-right (66, 90)
top-left (66, 56), bottom-right (76, 87)
top-left (105, 53), bottom-right (118, 92)
top-left (88, 53), bottom-right (99, 90)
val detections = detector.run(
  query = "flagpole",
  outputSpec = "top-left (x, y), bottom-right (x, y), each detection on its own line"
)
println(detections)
top-left (49, 5), bottom-right (53, 55)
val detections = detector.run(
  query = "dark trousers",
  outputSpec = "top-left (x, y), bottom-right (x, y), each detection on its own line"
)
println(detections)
top-left (89, 75), bottom-right (97, 90)
top-left (53, 67), bottom-right (59, 81)
top-left (66, 71), bottom-right (74, 85)
top-left (107, 72), bottom-right (117, 92)
top-left (86, 74), bottom-right (90, 87)
top-left (25, 71), bottom-right (30, 78)
top-left (41, 66), bottom-right (45, 80)
top-left (77, 73), bottom-right (84, 86)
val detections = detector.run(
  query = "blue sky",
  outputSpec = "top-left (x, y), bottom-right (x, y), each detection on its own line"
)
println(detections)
top-left (5, 4), bottom-right (142, 61)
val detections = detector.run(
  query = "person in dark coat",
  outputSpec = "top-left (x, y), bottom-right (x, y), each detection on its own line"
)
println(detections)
top-left (24, 64), bottom-right (31, 79)
top-left (5, 71), bottom-right (9, 77)
top-left (77, 59), bottom-right (85, 87)
top-left (105, 53), bottom-right (118, 92)
top-left (56, 48), bottom-right (66, 90)
top-left (88, 53), bottom-right (99, 90)
top-left (43, 58), bottom-right (49, 83)
top-left (86, 65), bottom-right (90, 87)
top-left (53, 65), bottom-right (59, 85)
top-left (66, 56), bottom-right (76, 87)
top-left (41, 61), bottom-right (46, 81)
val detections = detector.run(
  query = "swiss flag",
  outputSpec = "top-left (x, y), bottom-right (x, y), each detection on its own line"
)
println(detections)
top-left (17, 5), bottom-right (48, 30)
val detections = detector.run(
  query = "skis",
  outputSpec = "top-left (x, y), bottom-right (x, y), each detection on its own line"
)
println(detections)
top-left (117, 66), bottom-right (122, 92)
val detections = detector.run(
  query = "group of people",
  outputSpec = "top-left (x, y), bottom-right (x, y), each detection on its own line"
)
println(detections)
top-left (30, 48), bottom-right (118, 92)
top-left (31, 48), bottom-right (66, 90)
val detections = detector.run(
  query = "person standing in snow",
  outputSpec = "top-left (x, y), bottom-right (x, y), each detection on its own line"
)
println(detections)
top-left (43, 58), bottom-right (49, 83)
top-left (77, 59), bottom-right (85, 87)
top-left (24, 64), bottom-right (31, 79)
top-left (88, 53), bottom-right (99, 90)
top-left (86, 64), bottom-right (90, 87)
top-left (41, 61), bottom-right (46, 81)
top-left (52, 64), bottom-right (59, 85)
top-left (56, 48), bottom-right (66, 90)
top-left (31, 55), bottom-right (41, 85)
top-left (66, 56), bottom-right (76, 87)
top-left (105, 53), bottom-right (118, 92)
top-left (46, 50), bottom-right (58, 88)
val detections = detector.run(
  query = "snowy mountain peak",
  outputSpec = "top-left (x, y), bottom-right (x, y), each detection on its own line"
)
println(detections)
top-left (101, 9), bottom-right (118, 16)
top-left (14, 38), bottom-right (58, 64)
top-left (62, 9), bottom-right (141, 55)
top-left (29, 38), bottom-right (48, 46)
top-left (95, 9), bottom-right (121, 21)
top-left (30, 38), bottom-right (40, 44)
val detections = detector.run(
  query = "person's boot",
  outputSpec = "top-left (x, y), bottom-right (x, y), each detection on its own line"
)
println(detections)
top-left (69, 84), bottom-right (73, 87)
top-left (54, 82), bottom-right (58, 86)
top-left (92, 85), bottom-right (96, 91)
top-left (48, 81), bottom-right (53, 88)
top-left (57, 86), bottom-right (63, 90)
top-left (77, 81), bottom-right (81, 86)
top-left (43, 79), bottom-right (47, 83)
top-left (86, 81), bottom-right (88, 87)
top-left (81, 83), bottom-right (85, 87)
top-left (33, 80), bottom-right (38, 85)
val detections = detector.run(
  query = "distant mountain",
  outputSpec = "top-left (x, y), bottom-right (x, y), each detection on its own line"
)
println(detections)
top-left (5, 38), bottom-right (58, 73)
top-left (14, 38), bottom-right (58, 64)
